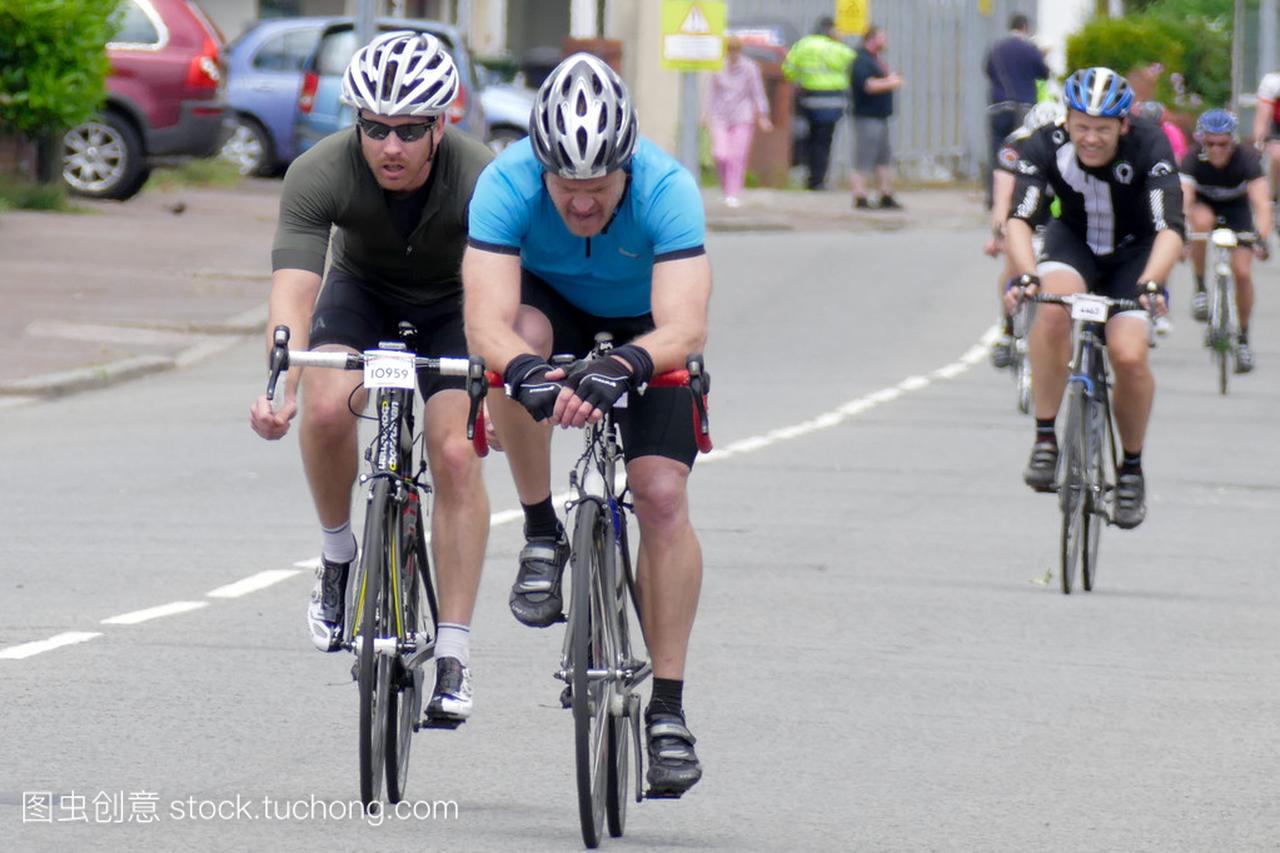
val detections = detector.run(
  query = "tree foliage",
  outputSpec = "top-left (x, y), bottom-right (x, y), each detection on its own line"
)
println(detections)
top-left (0, 0), bottom-right (119, 137)
top-left (1066, 0), bottom-right (1234, 107)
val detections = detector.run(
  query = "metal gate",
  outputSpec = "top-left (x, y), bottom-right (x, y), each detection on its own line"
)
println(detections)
top-left (726, 0), bottom-right (1038, 182)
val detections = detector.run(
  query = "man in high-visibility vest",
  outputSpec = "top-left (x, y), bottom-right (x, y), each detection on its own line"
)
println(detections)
top-left (783, 16), bottom-right (856, 190)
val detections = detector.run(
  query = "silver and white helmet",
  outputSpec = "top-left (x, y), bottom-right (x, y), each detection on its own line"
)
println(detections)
top-left (340, 31), bottom-right (458, 117)
top-left (530, 53), bottom-right (637, 179)
top-left (1022, 100), bottom-right (1065, 132)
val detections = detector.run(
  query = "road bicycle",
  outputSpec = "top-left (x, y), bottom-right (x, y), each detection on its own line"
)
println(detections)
top-left (467, 335), bottom-right (711, 848)
top-left (1187, 228), bottom-right (1257, 394)
top-left (266, 323), bottom-right (475, 809)
top-left (1028, 290), bottom-right (1154, 594)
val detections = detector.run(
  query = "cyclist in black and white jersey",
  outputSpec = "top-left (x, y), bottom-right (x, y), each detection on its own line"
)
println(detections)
top-left (1180, 108), bottom-right (1271, 372)
top-left (1004, 67), bottom-right (1185, 529)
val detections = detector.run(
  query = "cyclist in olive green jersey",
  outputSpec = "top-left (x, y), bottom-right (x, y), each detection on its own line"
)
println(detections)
top-left (249, 31), bottom-right (493, 725)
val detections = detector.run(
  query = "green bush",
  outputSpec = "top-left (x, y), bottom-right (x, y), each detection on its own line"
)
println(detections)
top-left (0, 0), bottom-right (118, 138)
top-left (1065, 3), bottom-right (1233, 107)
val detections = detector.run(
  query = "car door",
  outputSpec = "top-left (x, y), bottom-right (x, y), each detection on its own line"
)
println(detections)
top-left (233, 25), bottom-right (322, 162)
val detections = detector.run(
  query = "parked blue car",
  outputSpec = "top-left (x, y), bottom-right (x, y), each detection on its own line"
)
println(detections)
top-left (293, 18), bottom-right (484, 158)
top-left (220, 17), bottom-right (328, 176)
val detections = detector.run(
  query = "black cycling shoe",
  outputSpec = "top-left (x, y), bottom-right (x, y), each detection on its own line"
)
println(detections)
top-left (645, 712), bottom-right (702, 798)
top-left (509, 529), bottom-right (570, 628)
top-left (1114, 471), bottom-right (1147, 529)
top-left (1023, 442), bottom-right (1059, 492)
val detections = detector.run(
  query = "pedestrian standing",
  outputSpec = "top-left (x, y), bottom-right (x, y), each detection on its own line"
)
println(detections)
top-left (983, 14), bottom-right (1049, 208)
top-left (705, 35), bottom-right (772, 207)
top-left (782, 16), bottom-right (856, 190)
top-left (850, 25), bottom-right (903, 209)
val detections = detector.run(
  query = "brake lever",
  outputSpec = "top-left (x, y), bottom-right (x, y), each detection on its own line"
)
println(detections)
top-left (266, 325), bottom-right (290, 401)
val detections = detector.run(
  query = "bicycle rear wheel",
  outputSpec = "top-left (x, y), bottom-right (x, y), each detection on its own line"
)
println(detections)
top-left (386, 493), bottom-right (430, 803)
top-left (358, 478), bottom-right (392, 808)
top-left (1080, 396), bottom-right (1108, 592)
top-left (1059, 385), bottom-right (1086, 595)
top-left (569, 500), bottom-right (610, 849)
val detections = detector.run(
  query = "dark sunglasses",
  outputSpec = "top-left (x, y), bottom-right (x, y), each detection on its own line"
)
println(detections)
top-left (357, 115), bottom-right (437, 142)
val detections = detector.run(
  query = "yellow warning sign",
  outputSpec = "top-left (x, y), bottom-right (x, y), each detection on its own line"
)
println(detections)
top-left (835, 0), bottom-right (869, 37)
top-left (661, 0), bottom-right (726, 71)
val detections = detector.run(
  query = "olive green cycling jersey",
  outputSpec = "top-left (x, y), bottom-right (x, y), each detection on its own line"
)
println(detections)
top-left (271, 125), bottom-right (493, 306)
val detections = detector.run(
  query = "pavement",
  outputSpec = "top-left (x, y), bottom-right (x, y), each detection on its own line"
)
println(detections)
top-left (0, 178), bottom-right (987, 403)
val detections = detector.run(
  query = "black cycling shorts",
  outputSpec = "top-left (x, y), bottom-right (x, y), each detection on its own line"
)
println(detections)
top-left (309, 268), bottom-right (467, 400)
top-left (1037, 220), bottom-right (1154, 303)
top-left (1196, 196), bottom-right (1254, 233)
top-left (520, 270), bottom-right (699, 468)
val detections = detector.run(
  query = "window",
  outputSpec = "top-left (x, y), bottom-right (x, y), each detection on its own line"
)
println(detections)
top-left (253, 29), bottom-right (320, 73)
top-left (112, 0), bottom-right (162, 46)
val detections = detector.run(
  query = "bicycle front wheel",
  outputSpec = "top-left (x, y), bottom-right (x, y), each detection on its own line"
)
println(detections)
top-left (386, 493), bottom-right (430, 803)
top-left (569, 499), bottom-right (611, 849)
top-left (604, 504), bottom-right (634, 838)
top-left (1212, 276), bottom-right (1230, 395)
top-left (1080, 396), bottom-right (1109, 592)
top-left (357, 478), bottom-right (392, 808)
top-left (1059, 385), bottom-right (1086, 595)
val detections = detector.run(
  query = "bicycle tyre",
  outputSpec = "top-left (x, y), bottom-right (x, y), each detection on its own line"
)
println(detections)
top-left (1016, 354), bottom-right (1033, 416)
top-left (358, 478), bottom-right (391, 808)
top-left (1059, 385), bottom-right (1086, 595)
top-left (604, 503), bottom-right (631, 838)
top-left (1213, 276), bottom-right (1230, 395)
top-left (1081, 396), bottom-right (1107, 592)
top-left (386, 494), bottom-right (429, 803)
top-left (569, 499), bottom-right (609, 849)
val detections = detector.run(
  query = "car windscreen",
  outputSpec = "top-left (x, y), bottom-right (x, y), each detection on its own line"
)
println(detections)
top-left (314, 26), bottom-right (460, 78)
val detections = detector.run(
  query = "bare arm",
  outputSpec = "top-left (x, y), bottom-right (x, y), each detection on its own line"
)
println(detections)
top-left (863, 74), bottom-right (902, 95)
top-left (461, 245), bottom-right (527, 373)
top-left (1248, 176), bottom-right (1273, 238)
top-left (625, 254), bottom-right (712, 373)
top-left (1253, 101), bottom-right (1272, 146)
top-left (249, 268), bottom-right (322, 439)
top-left (1005, 217), bottom-right (1038, 279)
top-left (1137, 228), bottom-right (1185, 286)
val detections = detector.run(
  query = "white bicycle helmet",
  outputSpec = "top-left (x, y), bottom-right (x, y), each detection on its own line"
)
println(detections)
top-left (1023, 100), bottom-right (1065, 133)
top-left (341, 31), bottom-right (458, 117)
top-left (530, 52), bottom-right (637, 179)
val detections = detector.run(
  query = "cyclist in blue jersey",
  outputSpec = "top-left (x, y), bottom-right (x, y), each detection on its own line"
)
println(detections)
top-left (463, 53), bottom-right (710, 797)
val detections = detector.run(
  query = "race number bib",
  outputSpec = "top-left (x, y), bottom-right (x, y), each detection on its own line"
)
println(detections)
top-left (364, 351), bottom-right (416, 389)
top-left (1070, 295), bottom-right (1110, 323)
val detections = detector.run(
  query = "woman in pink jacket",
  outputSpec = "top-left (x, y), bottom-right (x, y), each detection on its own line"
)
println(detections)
top-left (705, 36), bottom-right (772, 206)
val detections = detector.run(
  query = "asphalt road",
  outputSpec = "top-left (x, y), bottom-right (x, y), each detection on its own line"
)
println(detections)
top-left (2, 226), bottom-right (1279, 852)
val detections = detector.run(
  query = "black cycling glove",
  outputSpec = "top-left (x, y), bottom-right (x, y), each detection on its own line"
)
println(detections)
top-left (565, 354), bottom-right (634, 413)
top-left (504, 353), bottom-right (560, 422)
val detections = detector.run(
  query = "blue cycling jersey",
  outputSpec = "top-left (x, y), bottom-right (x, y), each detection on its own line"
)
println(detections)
top-left (467, 136), bottom-right (706, 318)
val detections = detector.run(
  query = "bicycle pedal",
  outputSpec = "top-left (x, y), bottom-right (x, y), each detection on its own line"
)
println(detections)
top-left (645, 783), bottom-right (686, 799)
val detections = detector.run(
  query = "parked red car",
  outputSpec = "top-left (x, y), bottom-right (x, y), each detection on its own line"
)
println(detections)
top-left (63, 0), bottom-right (228, 200)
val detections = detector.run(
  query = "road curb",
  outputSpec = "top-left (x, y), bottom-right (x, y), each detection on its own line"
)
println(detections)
top-left (0, 305), bottom-right (268, 402)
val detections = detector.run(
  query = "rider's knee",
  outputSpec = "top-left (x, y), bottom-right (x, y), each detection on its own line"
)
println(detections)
top-left (302, 389), bottom-right (357, 437)
top-left (513, 306), bottom-right (554, 357)
top-left (1109, 339), bottom-right (1150, 377)
top-left (428, 431), bottom-right (481, 490)
top-left (629, 463), bottom-right (690, 530)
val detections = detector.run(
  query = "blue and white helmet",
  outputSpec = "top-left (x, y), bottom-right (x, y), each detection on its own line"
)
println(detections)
top-left (341, 31), bottom-right (458, 117)
top-left (530, 52), bottom-right (637, 179)
top-left (1063, 67), bottom-right (1134, 118)
top-left (1195, 108), bottom-right (1238, 138)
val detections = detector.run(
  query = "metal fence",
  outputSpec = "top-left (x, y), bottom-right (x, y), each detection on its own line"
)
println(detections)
top-left (726, 0), bottom-right (1038, 183)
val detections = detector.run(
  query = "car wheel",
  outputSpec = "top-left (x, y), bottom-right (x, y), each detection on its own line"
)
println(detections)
top-left (220, 116), bottom-right (272, 177)
top-left (63, 113), bottom-right (147, 201)
top-left (487, 127), bottom-right (524, 155)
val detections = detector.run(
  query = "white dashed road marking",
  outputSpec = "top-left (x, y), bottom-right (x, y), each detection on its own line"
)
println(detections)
top-left (1, 327), bottom-right (997, 659)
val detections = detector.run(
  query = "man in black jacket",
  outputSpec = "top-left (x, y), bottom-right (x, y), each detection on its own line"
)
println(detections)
top-left (984, 14), bottom-right (1049, 208)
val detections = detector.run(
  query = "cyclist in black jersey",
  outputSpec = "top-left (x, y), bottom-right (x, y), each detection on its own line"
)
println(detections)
top-left (1180, 108), bottom-right (1271, 372)
top-left (1004, 67), bottom-right (1185, 529)
top-left (248, 32), bottom-right (493, 724)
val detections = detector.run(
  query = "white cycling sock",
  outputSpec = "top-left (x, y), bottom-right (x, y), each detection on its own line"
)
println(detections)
top-left (435, 623), bottom-right (470, 668)
top-left (321, 522), bottom-right (357, 564)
